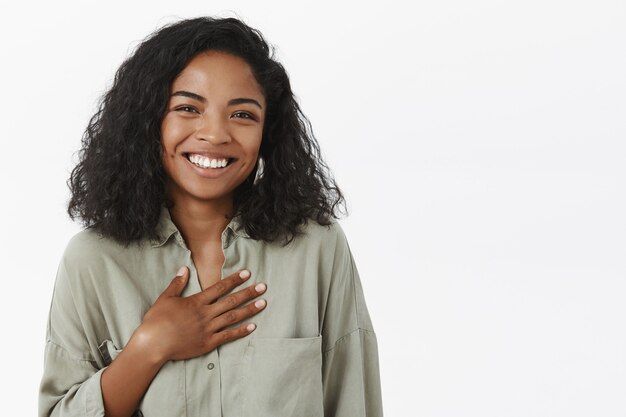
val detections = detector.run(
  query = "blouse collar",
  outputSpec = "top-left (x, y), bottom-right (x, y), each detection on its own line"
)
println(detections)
top-left (150, 205), bottom-right (249, 248)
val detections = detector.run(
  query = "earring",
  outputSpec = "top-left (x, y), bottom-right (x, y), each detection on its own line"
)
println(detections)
top-left (253, 156), bottom-right (264, 185)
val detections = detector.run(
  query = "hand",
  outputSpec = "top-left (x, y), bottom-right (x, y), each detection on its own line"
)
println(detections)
top-left (132, 267), bottom-right (267, 364)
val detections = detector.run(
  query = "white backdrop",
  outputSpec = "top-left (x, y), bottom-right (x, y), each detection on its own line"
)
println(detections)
top-left (1, 0), bottom-right (624, 415)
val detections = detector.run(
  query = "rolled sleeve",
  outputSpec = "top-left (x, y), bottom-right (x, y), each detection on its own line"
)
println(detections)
top-left (321, 224), bottom-right (384, 416)
top-left (39, 242), bottom-right (107, 417)
top-left (39, 341), bottom-right (106, 417)
top-left (322, 328), bottom-right (383, 416)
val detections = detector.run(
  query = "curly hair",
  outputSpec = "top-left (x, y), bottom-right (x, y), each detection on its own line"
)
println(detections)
top-left (67, 16), bottom-right (347, 247)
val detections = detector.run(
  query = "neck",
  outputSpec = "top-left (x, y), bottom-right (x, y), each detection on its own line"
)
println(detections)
top-left (167, 193), bottom-right (235, 247)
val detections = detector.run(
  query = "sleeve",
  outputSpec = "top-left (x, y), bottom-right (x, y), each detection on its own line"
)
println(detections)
top-left (321, 224), bottom-right (384, 417)
top-left (38, 252), bottom-right (107, 417)
top-left (39, 343), bottom-right (106, 417)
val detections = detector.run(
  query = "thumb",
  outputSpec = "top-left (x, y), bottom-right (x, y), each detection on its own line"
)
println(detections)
top-left (163, 266), bottom-right (189, 297)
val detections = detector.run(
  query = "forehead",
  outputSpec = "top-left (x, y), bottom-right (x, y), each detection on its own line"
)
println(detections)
top-left (171, 51), bottom-right (265, 101)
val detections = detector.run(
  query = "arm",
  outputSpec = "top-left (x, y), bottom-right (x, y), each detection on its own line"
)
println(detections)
top-left (321, 225), bottom-right (384, 416)
top-left (39, 341), bottom-right (107, 417)
top-left (39, 256), bottom-right (109, 417)
top-left (99, 333), bottom-right (166, 417)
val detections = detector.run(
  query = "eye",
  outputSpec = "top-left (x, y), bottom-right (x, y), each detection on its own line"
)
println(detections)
top-left (175, 105), bottom-right (199, 114)
top-left (232, 111), bottom-right (255, 120)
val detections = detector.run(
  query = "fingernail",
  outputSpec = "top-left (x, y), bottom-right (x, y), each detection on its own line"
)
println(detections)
top-left (255, 299), bottom-right (266, 308)
top-left (255, 283), bottom-right (266, 292)
top-left (176, 266), bottom-right (186, 277)
top-left (239, 270), bottom-right (251, 279)
top-left (246, 323), bottom-right (256, 332)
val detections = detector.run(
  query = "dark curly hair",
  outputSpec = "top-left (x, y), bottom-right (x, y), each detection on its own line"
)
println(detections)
top-left (67, 16), bottom-right (346, 247)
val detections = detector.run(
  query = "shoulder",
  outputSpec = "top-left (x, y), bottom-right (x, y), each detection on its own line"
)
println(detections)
top-left (61, 227), bottom-right (141, 265)
top-left (272, 218), bottom-right (353, 269)
top-left (290, 218), bottom-right (350, 252)
top-left (57, 228), bottom-right (143, 290)
top-left (62, 228), bottom-right (106, 260)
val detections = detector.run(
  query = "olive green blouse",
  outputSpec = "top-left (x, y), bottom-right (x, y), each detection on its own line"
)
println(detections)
top-left (39, 205), bottom-right (383, 416)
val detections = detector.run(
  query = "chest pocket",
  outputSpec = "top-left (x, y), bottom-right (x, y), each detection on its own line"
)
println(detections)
top-left (240, 335), bottom-right (324, 417)
top-left (98, 339), bottom-right (185, 417)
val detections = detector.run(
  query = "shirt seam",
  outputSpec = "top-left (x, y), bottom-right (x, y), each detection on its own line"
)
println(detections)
top-left (322, 328), bottom-right (376, 355)
top-left (46, 339), bottom-right (97, 364)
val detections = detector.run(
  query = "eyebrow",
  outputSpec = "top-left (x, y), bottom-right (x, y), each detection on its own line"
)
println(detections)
top-left (170, 90), bottom-right (263, 110)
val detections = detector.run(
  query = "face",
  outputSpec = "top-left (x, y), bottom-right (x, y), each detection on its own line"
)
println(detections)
top-left (160, 50), bottom-right (266, 208)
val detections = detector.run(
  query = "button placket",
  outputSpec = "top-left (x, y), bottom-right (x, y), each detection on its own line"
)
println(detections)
top-left (204, 348), bottom-right (220, 374)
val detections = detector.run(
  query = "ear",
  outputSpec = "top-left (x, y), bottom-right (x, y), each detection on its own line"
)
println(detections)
top-left (253, 155), bottom-right (264, 185)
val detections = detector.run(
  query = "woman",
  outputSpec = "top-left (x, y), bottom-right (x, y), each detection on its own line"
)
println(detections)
top-left (39, 16), bottom-right (382, 417)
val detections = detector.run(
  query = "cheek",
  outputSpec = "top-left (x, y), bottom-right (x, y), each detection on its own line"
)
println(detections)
top-left (160, 120), bottom-right (185, 157)
top-left (242, 143), bottom-right (262, 169)
top-left (244, 131), bottom-right (263, 154)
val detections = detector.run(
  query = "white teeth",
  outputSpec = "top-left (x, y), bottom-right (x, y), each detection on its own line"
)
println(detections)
top-left (188, 154), bottom-right (229, 169)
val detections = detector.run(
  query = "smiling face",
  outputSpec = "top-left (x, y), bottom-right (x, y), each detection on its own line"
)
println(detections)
top-left (160, 50), bottom-right (266, 210)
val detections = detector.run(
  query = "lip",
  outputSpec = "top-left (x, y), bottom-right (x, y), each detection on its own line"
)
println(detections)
top-left (183, 153), bottom-right (235, 179)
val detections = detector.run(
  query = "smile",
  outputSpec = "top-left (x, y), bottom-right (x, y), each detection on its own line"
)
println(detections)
top-left (183, 153), bottom-right (237, 179)
top-left (184, 153), bottom-right (234, 169)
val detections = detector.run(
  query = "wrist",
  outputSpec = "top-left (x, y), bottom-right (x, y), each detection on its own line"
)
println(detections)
top-left (129, 324), bottom-right (169, 367)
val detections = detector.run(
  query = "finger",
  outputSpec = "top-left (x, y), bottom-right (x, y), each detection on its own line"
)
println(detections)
top-left (160, 266), bottom-right (189, 298)
top-left (209, 282), bottom-right (266, 318)
top-left (210, 322), bottom-right (257, 348)
top-left (194, 269), bottom-right (251, 304)
top-left (208, 297), bottom-right (266, 333)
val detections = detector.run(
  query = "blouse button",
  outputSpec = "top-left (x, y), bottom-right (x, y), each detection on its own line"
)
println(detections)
top-left (207, 362), bottom-right (215, 370)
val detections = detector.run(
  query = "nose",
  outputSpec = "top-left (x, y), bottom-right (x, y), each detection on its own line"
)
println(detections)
top-left (194, 112), bottom-right (232, 145)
